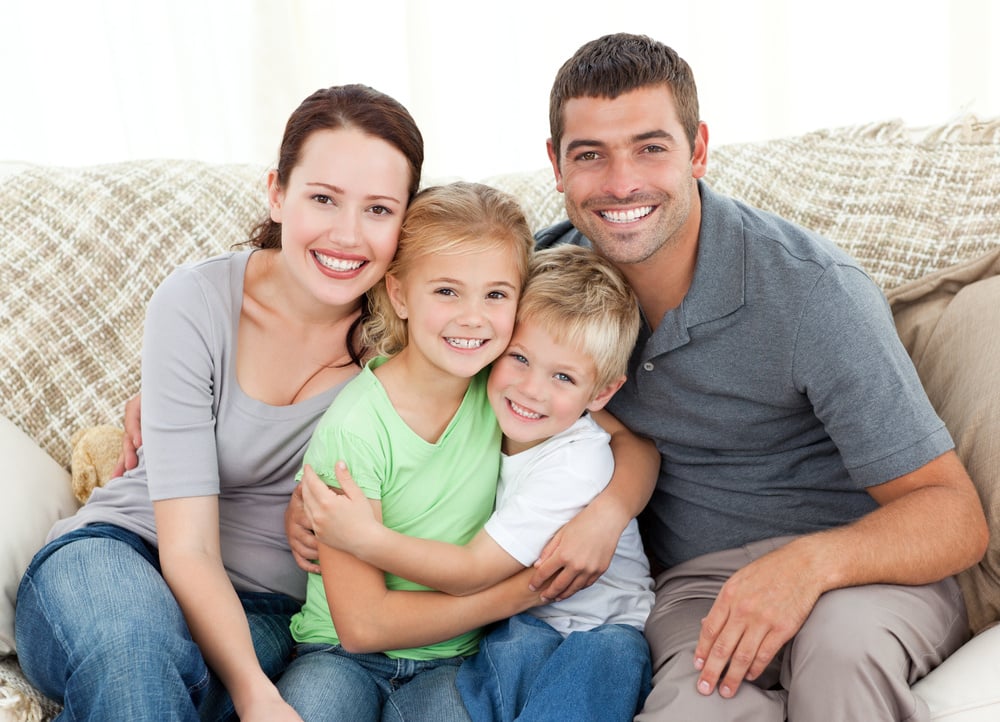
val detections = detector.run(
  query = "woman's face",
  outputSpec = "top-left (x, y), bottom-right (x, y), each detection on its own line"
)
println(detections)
top-left (269, 127), bottom-right (411, 309)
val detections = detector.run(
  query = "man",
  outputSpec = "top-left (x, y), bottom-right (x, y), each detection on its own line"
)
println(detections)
top-left (532, 33), bottom-right (987, 720)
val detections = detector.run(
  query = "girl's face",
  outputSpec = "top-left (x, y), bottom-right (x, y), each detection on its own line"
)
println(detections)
top-left (269, 127), bottom-right (411, 309)
top-left (386, 244), bottom-right (522, 380)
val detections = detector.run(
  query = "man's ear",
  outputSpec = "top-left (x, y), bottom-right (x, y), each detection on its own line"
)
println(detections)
top-left (266, 169), bottom-right (284, 223)
top-left (384, 273), bottom-right (408, 319)
top-left (586, 375), bottom-right (626, 412)
top-left (546, 139), bottom-right (565, 194)
top-left (691, 121), bottom-right (709, 180)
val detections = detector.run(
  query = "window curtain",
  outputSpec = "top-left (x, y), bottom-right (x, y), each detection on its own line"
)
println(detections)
top-left (2, 0), bottom-right (997, 181)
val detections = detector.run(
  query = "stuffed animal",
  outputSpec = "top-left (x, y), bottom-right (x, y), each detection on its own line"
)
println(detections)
top-left (70, 425), bottom-right (124, 503)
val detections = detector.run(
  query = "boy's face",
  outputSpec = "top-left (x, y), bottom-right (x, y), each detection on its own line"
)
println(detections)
top-left (488, 318), bottom-right (613, 455)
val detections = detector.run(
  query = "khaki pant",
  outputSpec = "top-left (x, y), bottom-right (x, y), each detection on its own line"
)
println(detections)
top-left (636, 536), bottom-right (969, 722)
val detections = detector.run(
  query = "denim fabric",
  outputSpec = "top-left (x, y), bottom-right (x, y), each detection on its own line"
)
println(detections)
top-left (456, 613), bottom-right (651, 722)
top-left (278, 643), bottom-right (471, 722)
top-left (15, 524), bottom-right (298, 722)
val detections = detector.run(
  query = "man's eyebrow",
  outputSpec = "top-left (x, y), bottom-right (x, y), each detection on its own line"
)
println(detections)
top-left (564, 129), bottom-right (677, 157)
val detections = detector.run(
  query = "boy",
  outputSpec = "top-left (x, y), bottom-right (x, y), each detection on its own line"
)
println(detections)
top-left (304, 244), bottom-right (658, 721)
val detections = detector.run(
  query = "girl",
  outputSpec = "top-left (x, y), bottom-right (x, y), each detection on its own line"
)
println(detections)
top-left (277, 182), bottom-right (541, 721)
top-left (15, 84), bottom-right (423, 722)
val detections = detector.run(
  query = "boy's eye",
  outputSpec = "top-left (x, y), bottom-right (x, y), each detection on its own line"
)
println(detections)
top-left (509, 352), bottom-right (528, 365)
top-left (554, 372), bottom-right (574, 384)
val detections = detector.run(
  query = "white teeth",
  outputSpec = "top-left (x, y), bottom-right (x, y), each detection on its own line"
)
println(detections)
top-left (446, 338), bottom-right (485, 349)
top-left (509, 400), bottom-right (542, 420)
top-left (314, 251), bottom-right (364, 272)
top-left (600, 206), bottom-right (653, 223)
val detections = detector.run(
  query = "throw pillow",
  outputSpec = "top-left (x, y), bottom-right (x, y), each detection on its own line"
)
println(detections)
top-left (0, 415), bottom-right (78, 654)
top-left (888, 247), bottom-right (1000, 634)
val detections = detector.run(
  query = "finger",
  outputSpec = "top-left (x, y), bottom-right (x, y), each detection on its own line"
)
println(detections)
top-left (715, 627), bottom-right (768, 698)
top-left (695, 611), bottom-right (739, 696)
top-left (290, 548), bottom-right (321, 575)
top-left (333, 460), bottom-right (364, 499)
top-left (538, 567), bottom-right (597, 602)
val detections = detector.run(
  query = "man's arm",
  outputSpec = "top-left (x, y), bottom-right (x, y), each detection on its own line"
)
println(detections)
top-left (694, 450), bottom-right (987, 699)
top-left (528, 408), bottom-right (659, 600)
top-left (303, 463), bottom-right (523, 595)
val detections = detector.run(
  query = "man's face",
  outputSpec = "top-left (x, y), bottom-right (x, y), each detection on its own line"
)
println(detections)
top-left (548, 84), bottom-right (707, 267)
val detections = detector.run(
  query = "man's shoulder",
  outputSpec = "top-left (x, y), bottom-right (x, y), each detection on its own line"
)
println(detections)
top-left (534, 219), bottom-right (591, 250)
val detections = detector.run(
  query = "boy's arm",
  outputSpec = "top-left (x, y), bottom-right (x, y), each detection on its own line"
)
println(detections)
top-left (303, 463), bottom-right (523, 595)
top-left (321, 498), bottom-right (545, 654)
top-left (529, 409), bottom-right (659, 600)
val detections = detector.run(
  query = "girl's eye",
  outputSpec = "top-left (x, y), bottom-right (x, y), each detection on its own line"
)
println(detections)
top-left (434, 288), bottom-right (457, 297)
top-left (554, 372), bottom-right (574, 384)
top-left (487, 290), bottom-right (508, 300)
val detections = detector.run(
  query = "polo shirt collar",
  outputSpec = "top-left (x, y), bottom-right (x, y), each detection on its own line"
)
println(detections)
top-left (643, 180), bottom-right (746, 357)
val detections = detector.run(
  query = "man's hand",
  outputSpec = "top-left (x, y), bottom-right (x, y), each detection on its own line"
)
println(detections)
top-left (285, 484), bottom-right (320, 574)
top-left (301, 462), bottom-right (379, 553)
top-left (110, 392), bottom-right (142, 478)
top-left (528, 501), bottom-right (619, 601)
top-left (693, 539), bottom-right (823, 698)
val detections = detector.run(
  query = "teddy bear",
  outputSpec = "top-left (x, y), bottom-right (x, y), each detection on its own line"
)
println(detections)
top-left (70, 425), bottom-right (124, 503)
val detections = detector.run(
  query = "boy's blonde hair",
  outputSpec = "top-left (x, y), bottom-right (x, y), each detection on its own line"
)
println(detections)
top-left (363, 181), bottom-right (534, 358)
top-left (518, 245), bottom-right (640, 390)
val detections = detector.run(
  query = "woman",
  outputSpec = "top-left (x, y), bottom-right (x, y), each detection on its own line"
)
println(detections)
top-left (15, 84), bottom-right (424, 722)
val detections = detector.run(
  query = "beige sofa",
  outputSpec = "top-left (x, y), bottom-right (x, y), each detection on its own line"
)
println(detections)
top-left (2, 118), bottom-right (999, 720)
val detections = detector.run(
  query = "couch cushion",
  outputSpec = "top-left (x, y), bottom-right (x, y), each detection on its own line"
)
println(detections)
top-left (0, 415), bottom-right (78, 655)
top-left (706, 117), bottom-right (1000, 292)
top-left (888, 247), bottom-right (1000, 634)
top-left (0, 161), bottom-right (266, 470)
top-left (913, 622), bottom-right (1000, 721)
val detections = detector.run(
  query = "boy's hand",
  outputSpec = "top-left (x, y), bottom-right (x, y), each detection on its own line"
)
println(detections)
top-left (285, 485), bottom-right (320, 573)
top-left (528, 502), bottom-right (617, 601)
top-left (301, 462), bottom-right (379, 553)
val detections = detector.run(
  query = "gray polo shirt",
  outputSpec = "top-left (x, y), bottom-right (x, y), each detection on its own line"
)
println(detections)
top-left (536, 181), bottom-right (952, 569)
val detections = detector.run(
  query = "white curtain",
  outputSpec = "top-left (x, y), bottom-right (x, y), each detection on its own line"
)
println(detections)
top-left (2, 0), bottom-right (997, 181)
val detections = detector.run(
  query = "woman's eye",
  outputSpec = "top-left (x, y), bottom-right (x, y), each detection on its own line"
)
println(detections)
top-left (312, 194), bottom-right (334, 204)
top-left (370, 205), bottom-right (392, 216)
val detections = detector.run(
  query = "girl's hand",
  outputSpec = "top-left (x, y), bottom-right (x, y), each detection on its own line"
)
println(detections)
top-left (301, 462), bottom-right (380, 553)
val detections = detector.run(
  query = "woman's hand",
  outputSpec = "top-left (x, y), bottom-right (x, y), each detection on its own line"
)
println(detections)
top-left (301, 462), bottom-right (380, 553)
top-left (285, 485), bottom-right (320, 574)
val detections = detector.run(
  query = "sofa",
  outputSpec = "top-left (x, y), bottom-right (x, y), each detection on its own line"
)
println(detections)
top-left (2, 117), bottom-right (999, 721)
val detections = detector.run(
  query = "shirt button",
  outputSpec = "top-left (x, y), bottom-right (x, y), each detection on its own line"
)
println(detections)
top-left (642, 362), bottom-right (654, 372)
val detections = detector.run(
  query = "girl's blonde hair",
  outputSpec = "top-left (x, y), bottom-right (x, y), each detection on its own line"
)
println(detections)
top-left (363, 182), bottom-right (534, 358)
top-left (518, 245), bottom-right (640, 390)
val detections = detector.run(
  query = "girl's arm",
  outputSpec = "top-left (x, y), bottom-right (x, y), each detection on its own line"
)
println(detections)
top-left (528, 408), bottom-right (659, 600)
top-left (155, 497), bottom-right (303, 722)
top-left (321, 497), bottom-right (544, 654)
top-left (303, 463), bottom-right (522, 595)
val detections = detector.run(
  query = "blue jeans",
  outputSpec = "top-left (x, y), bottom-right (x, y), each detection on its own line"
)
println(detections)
top-left (15, 523), bottom-right (299, 722)
top-left (456, 613), bottom-right (651, 722)
top-left (278, 643), bottom-right (471, 722)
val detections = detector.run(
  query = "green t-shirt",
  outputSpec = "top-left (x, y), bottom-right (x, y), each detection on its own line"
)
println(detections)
top-left (290, 358), bottom-right (500, 659)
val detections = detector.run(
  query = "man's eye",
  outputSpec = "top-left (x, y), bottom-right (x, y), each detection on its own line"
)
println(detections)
top-left (575, 150), bottom-right (600, 161)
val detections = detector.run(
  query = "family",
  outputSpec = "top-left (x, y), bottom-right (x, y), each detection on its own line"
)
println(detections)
top-left (14, 32), bottom-right (987, 722)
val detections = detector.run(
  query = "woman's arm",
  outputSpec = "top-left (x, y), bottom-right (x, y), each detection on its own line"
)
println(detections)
top-left (155, 497), bottom-right (302, 722)
top-left (303, 463), bottom-right (522, 595)
top-left (528, 408), bottom-right (659, 600)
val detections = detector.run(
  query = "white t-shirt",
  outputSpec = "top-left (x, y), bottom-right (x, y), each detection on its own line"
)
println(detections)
top-left (484, 413), bottom-right (654, 635)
